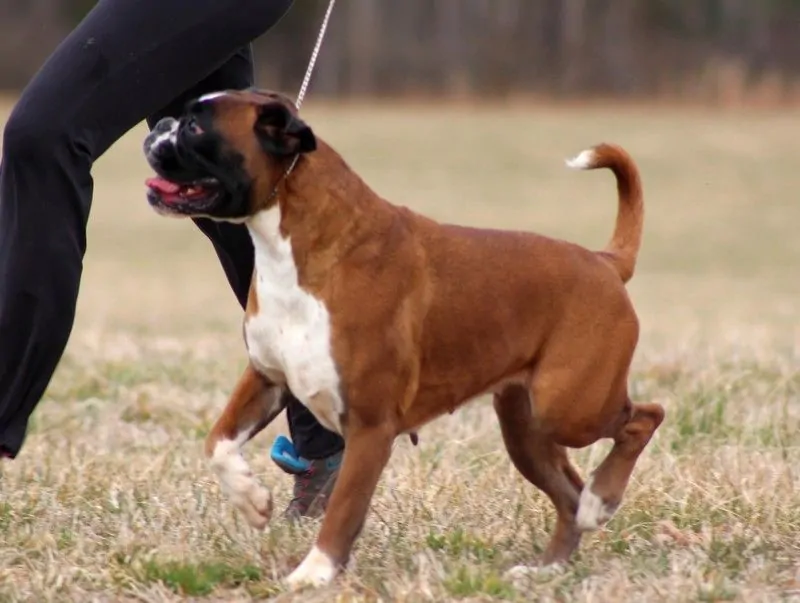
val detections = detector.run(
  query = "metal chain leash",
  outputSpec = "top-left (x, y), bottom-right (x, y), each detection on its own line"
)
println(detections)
top-left (295, 0), bottom-right (337, 110)
top-left (271, 0), bottom-right (336, 190)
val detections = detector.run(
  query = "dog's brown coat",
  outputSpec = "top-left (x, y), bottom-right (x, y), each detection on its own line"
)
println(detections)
top-left (202, 90), bottom-right (664, 582)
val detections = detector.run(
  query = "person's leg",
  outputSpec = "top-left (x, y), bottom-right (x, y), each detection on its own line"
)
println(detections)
top-left (286, 402), bottom-right (345, 459)
top-left (0, 0), bottom-right (295, 459)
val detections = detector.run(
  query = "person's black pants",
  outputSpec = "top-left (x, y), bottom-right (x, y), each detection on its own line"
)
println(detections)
top-left (0, 0), bottom-right (344, 461)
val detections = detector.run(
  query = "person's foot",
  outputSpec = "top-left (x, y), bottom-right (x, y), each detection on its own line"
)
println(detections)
top-left (270, 435), bottom-right (343, 521)
top-left (283, 452), bottom-right (342, 520)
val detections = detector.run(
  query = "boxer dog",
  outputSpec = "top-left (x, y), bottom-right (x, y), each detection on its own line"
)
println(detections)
top-left (143, 89), bottom-right (664, 590)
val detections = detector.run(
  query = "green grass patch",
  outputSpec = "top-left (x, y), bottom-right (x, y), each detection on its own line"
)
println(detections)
top-left (138, 559), bottom-right (262, 596)
top-left (443, 566), bottom-right (515, 600)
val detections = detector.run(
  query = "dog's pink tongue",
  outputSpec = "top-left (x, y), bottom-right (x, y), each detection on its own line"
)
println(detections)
top-left (146, 177), bottom-right (181, 194)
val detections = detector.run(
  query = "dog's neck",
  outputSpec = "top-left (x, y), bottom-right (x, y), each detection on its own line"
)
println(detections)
top-left (244, 140), bottom-right (391, 287)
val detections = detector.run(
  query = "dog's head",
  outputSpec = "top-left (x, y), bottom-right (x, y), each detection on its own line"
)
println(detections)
top-left (143, 89), bottom-right (317, 220)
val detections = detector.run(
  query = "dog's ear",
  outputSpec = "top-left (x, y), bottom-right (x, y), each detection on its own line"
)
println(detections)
top-left (254, 102), bottom-right (317, 156)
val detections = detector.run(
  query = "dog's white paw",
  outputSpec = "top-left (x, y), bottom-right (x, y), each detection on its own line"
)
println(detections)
top-left (210, 438), bottom-right (273, 529)
top-left (285, 546), bottom-right (339, 590)
top-left (234, 483), bottom-right (273, 530)
top-left (575, 475), bottom-right (618, 532)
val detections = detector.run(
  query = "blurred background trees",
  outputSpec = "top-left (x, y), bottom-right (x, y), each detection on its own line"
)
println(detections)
top-left (3, 0), bottom-right (800, 104)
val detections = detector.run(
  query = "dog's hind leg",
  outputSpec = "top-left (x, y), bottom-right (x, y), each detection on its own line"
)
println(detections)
top-left (204, 363), bottom-right (286, 530)
top-left (493, 385), bottom-right (585, 567)
top-left (575, 399), bottom-right (664, 532)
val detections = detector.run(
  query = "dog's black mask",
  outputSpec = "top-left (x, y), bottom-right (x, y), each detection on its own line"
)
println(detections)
top-left (143, 89), bottom-right (317, 221)
top-left (143, 105), bottom-right (249, 219)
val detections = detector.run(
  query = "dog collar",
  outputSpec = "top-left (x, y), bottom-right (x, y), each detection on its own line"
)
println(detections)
top-left (266, 153), bottom-right (301, 204)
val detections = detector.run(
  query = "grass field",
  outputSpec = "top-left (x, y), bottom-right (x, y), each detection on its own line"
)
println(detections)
top-left (0, 98), bottom-right (799, 602)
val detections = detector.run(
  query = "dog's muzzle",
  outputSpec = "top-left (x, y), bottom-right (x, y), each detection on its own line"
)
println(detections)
top-left (144, 117), bottom-right (207, 182)
top-left (143, 117), bottom-right (179, 166)
top-left (143, 117), bottom-right (227, 215)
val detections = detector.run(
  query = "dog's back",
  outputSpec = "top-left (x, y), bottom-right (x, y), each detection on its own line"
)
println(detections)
top-left (392, 143), bottom-right (644, 414)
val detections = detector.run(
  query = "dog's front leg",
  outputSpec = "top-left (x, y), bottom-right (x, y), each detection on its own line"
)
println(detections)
top-left (205, 363), bottom-right (286, 530)
top-left (285, 420), bottom-right (396, 590)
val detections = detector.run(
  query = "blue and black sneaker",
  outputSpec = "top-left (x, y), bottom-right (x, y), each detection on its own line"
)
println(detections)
top-left (270, 435), bottom-right (342, 520)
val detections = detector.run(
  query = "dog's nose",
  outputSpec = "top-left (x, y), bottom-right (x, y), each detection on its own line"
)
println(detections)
top-left (143, 117), bottom-right (179, 158)
top-left (153, 117), bottom-right (178, 135)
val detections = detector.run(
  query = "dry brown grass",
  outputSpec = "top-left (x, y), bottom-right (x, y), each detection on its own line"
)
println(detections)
top-left (0, 98), bottom-right (799, 602)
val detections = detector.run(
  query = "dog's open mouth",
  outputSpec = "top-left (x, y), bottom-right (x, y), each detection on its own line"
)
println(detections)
top-left (145, 176), bottom-right (221, 209)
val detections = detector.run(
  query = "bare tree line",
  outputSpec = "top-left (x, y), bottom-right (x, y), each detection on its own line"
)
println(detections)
top-left (3, 0), bottom-right (800, 104)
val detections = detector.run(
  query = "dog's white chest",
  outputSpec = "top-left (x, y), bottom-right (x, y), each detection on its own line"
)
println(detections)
top-left (244, 208), bottom-right (344, 434)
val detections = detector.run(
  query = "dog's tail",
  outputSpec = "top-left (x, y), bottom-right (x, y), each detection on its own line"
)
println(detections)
top-left (565, 143), bottom-right (643, 284)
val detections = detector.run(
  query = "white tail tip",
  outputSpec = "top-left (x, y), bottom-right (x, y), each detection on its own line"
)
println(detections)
top-left (565, 149), bottom-right (596, 170)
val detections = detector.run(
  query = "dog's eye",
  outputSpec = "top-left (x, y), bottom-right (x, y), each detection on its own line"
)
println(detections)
top-left (185, 118), bottom-right (204, 136)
